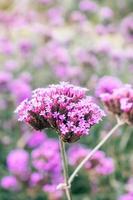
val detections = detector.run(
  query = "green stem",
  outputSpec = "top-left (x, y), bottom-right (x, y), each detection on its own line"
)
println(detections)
top-left (59, 137), bottom-right (72, 200)
top-left (68, 121), bottom-right (124, 185)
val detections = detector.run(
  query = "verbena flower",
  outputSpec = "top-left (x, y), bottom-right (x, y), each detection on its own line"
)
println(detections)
top-left (15, 82), bottom-right (105, 143)
top-left (101, 84), bottom-right (133, 124)
top-left (100, 7), bottom-right (113, 20)
top-left (31, 138), bottom-right (63, 198)
top-left (79, 0), bottom-right (98, 13)
top-left (43, 184), bottom-right (63, 199)
top-left (118, 193), bottom-right (133, 200)
top-left (9, 79), bottom-right (31, 104)
top-left (2, 138), bottom-right (63, 198)
top-left (26, 131), bottom-right (46, 148)
top-left (0, 71), bottom-right (12, 91)
top-left (68, 144), bottom-right (115, 176)
top-left (95, 76), bottom-right (122, 97)
top-left (7, 149), bottom-right (30, 181)
top-left (125, 177), bottom-right (133, 193)
top-left (29, 172), bottom-right (43, 187)
top-left (121, 15), bottom-right (133, 42)
top-left (1, 176), bottom-right (21, 191)
top-left (32, 138), bottom-right (61, 173)
top-left (118, 178), bottom-right (133, 200)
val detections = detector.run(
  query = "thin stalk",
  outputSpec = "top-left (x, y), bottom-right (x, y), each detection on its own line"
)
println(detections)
top-left (69, 121), bottom-right (124, 185)
top-left (59, 137), bottom-right (72, 200)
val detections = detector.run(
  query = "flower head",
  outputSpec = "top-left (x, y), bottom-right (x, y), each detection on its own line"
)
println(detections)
top-left (15, 82), bottom-right (105, 143)
top-left (121, 15), bottom-right (133, 42)
top-left (79, 0), bottom-right (98, 12)
top-left (95, 76), bottom-right (122, 97)
top-left (7, 149), bottom-right (30, 181)
top-left (118, 193), bottom-right (133, 200)
top-left (0, 71), bottom-right (12, 91)
top-left (1, 176), bottom-right (21, 191)
top-left (29, 172), bottom-right (43, 187)
top-left (31, 138), bottom-right (61, 173)
top-left (31, 138), bottom-right (63, 197)
top-left (68, 144), bottom-right (115, 176)
top-left (26, 131), bottom-right (46, 148)
top-left (126, 177), bottom-right (133, 193)
top-left (101, 84), bottom-right (133, 124)
top-left (9, 79), bottom-right (31, 104)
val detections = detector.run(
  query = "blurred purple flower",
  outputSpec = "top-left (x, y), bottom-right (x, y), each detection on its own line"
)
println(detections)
top-left (70, 11), bottom-right (86, 23)
top-left (68, 144), bottom-right (115, 175)
top-left (43, 184), bottom-right (62, 199)
top-left (29, 172), bottom-right (43, 187)
top-left (76, 48), bottom-right (98, 68)
top-left (96, 24), bottom-right (116, 35)
top-left (79, 0), bottom-right (98, 12)
top-left (119, 193), bottom-right (133, 200)
top-left (95, 41), bottom-right (111, 55)
top-left (9, 79), bottom-right (31, 104)
top-left (110, 50), bottom-right (125, 64)
top-left (44, 42), bottom-right (70, 65)
top-left (0, 71), bottom-right (12, 91)
top-left (32, 138), bottom-right (61, 173)
top-left (4, 60), bottom-right (19, 71)
top-left (7, 149), bottom-right (30, 181)
top-left (101, 84), bottom-right (133, 124)
top-left (19, 40), bottom-right (33, 55)
top-left (46, 7), bottom-right (64, 26)
top-left (1, 176), bottom-right (21, 191)
top-left (54, 65), bottom-right (82, 83)
top-left (0, 38), bottom-right (14, 55)
top-left (95, 76), bottom-right (122, 97)
top-left (27, 131), bottom-right (46, 148)
top-left (100, 7), bottom-right (113, 20)
top-left (121, 15), bottom-right (133, 42)
top-left (125, 177), bottom-right (133, 193)
top-left (19, 72), bottom-right (32, 83)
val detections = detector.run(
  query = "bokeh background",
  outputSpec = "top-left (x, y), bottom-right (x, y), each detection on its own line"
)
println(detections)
top-left (0, 0), bottom-right (133, 199)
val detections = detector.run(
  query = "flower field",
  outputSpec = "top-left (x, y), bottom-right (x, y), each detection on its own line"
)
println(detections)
top-left (0, 0), bottom-right (133, 200)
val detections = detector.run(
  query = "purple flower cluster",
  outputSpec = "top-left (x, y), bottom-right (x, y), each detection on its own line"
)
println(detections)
top-left (0, 71), bottom-right (12, 91)
top-left (32, 138), bottom-right (61, 174)
top-left (119, 193), bottom-right (133, 200)
top-left (79, 0), bottom-right (98, 13)
top-left (68, 144), bottom-right (115, 176)
top-left (15, 82), bottom-right (105, 143)
top-left (1, 176), bottom-right (21, 191)
top-left (26, 130), bottom-right (46, 148)
top-left (1, 138), bottom-right (63, 199)
top-left (95, 76), bottom-right (122, 97)
top-left (101, 84), bottom-right (133, 124)
top-left (118, 178), bottom-right (133, 200)
top-left (31, 138), bottom-right (63, 198)
top-left (121, 15), bottom-right (133, 42)
top-left (7, 149), bottom-right (30, 181)
top-left (125, 177), bottom-right (133, 193)
top-left (10, 79), bottom-right (32, 104)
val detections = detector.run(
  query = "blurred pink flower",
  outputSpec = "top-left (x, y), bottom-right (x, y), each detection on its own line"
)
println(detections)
top-left (1, 176), bottom-right (21, 191)
top-left (100, 7), bottom-right (113, 20)
top-left (95, 76), bottom-right (122, 97)
top-left (9, 79), bottom-right (32, 104)
top-left (7, 149), bottom-right (30, 181)
top-left (121, 15), bottom-right (133, 42)
top-left (68, 144), bottom-right (115, 175)
top-left (101, 84), bottom-right (133, 124)
top-left (27, 131), bottom-right (46, 148)
top-left (79, 0), bottom-right (98, 12)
